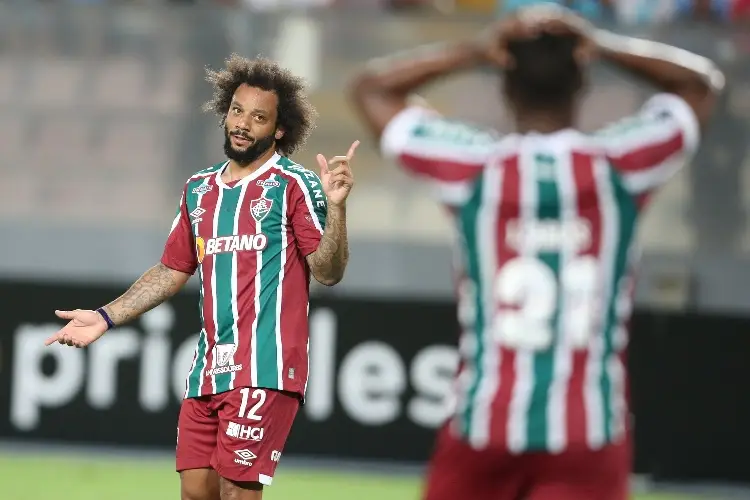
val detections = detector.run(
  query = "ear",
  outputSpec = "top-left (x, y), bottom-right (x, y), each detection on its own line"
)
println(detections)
top-left (275, 128), bottom-right (285, 140)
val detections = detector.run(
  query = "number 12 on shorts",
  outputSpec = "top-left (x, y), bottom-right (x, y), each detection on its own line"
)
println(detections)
top-left (238, 388), bottom-right (267, 421)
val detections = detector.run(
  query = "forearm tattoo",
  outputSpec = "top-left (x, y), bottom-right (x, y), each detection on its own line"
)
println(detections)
top-left (308, 205), bottom-right (349, 286)
top-left (103, 263), bottom-right (179, 325)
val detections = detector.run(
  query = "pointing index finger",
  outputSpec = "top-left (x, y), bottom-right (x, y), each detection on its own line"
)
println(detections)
top-left (346, 140), bottom-right (360, 161)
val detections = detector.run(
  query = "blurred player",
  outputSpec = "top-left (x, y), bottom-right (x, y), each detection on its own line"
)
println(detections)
top-left (44, 54), bottom-right (357, 500)
top-left (350, 6), bottom-right (723, 500)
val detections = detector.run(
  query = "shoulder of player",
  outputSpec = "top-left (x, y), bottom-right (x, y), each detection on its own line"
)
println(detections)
top-left (184, 161), bottom-right (226, 187)
top-left (409, 114), bottom-right (499, 147)
top-left (270, 156), bottom-right (323, 195)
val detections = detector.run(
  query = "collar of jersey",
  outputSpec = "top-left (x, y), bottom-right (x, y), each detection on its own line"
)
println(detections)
top-left (214, 152), bottom-right (281, 189)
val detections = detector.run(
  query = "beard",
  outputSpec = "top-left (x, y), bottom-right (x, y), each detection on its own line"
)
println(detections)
top-left (223, 125), bottom-right (276, 166)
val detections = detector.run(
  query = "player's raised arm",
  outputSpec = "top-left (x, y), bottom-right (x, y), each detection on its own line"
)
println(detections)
top-left (348, 40), bottom-right (485, 140)
top-left (532, 4), bottom-right (723, 128)
top-left (45, 186), bottom-right (197, 348)
top-left (303, 141), bottom-right (358, 286)
top-left (593, 31), bottom-right (723, 129)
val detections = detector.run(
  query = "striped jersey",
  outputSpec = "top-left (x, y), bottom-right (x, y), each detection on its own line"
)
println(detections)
top-left (381, 94), bottom-right (700, 453)
top-left (161, 152), bottom-right (327, 398)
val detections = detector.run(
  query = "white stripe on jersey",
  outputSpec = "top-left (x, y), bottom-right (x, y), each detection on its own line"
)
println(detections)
top-left (184, 332), bottom-right (201, 399)
top-left (274, 175), bottom-right (288, 390)
top-left (586, 157), bottom-right (618, 449)
top-left (469, 157), bottom-right (502, 450)
top-left (546, 145), bottom-right (576, 454)
top-left (620, 154), bottom-right (685, 195)
top-left (230, 181), bottom-right (251, 390)
top-left (210, 186), bottom-right (224, 394)
top-left (380, 106), bottom-right (497, 165)
top-left (507, 142), bottom-right (537, 454)
top-left (169, 190), bottom-right (184, 235)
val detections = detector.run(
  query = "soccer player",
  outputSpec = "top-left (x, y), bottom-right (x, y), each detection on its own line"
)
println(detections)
top-left (44, 54), bottom-right (357, 500)
top-left (349, 6), bottom-right (723, 500)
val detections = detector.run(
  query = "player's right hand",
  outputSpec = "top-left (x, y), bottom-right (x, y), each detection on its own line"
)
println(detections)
top-left (44, 309), bottom-right (109, 348)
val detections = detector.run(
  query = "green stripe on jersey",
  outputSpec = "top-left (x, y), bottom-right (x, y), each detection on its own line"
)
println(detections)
top-left (255, 175), bottom-right (288, 388)
top-left (457, 173), bottom-right (485, 438)
top-left (526, 158), bottom-right (561, 450)
top-left (600, 168), bottom-right (638, 441)
top-left (187, 331), bottom-right (208, 397)
top-left (214, 187), bottom-right (242, 393)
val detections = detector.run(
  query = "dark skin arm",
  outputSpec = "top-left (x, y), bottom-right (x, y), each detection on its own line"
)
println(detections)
top-left (350, 5), bottom-right (724, 139)
top-left (348, 14), bottom-right (560, 142)
top-left (348, 41), bottom-right (485, 141)
top-left (594, 32), bottom-right (723, 128)
top-left (532, 6), bottom-right (724, 127)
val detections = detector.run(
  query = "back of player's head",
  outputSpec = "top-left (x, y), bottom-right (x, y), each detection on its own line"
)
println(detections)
top-left (203, 54), bottom-right (318, 156)
top-left (503, 33), bottom-right (583, 110)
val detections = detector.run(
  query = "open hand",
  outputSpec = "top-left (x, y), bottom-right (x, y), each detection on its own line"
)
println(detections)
top-left (44, 309), bottom-right (109, 348)
top-left (317, 140), bottom-right (359, 207)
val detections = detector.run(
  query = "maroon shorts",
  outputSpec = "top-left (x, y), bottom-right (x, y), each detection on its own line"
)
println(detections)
top-left (423, 424), bottom-right (630, 500)
top-left (176, 387), bottom-right (299, 485)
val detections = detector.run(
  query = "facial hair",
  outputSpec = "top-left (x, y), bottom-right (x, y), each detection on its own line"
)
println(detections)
top-left (223, 125), bottom-right (276, 166)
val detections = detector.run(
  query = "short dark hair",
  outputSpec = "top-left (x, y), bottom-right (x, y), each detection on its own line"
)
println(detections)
top-left (203, 54), bottom-right (317, 156)
top-left (503, 33), bottom-right (583, 109)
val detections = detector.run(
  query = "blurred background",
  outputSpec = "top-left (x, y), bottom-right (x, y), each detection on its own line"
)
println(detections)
top-left (1, 1), bottom-right (749, 499)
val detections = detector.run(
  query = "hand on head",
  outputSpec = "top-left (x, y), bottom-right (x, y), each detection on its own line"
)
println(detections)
top-left (475, 5), bottom-right (597, 69)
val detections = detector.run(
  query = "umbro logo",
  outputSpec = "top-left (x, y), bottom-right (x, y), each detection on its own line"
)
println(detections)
top-left (189, 207), bottom-right (206, 224)
top-left (233, 449), bottom-right (257, 467)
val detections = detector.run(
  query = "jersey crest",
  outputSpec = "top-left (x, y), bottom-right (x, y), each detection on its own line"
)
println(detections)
top-left (250, 197), bottom-right (274, 222)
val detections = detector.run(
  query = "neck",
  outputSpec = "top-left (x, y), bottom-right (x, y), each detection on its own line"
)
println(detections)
top-left (513, 105), bottom-right (576, 135)
top-left (226, 148), bottom-right (276, 181)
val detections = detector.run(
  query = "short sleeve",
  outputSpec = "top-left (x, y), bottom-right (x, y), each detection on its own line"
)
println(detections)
top-left (288, 170), bottom-right (327, 257)
top-left (160, 186), bottom-right (198, 275)
top-left (595, 93), bottom-right (700, 199)
top-left (380, 106), bottom-right (498, 206)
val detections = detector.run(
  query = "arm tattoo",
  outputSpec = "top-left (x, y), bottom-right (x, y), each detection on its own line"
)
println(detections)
top-left (102, 263), bottom-right (182, 326)
top-left (307, 205), bottom-right (349, 286)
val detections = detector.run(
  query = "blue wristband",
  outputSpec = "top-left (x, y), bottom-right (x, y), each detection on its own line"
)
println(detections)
top-left (96, 308), bottom-right (115, 330)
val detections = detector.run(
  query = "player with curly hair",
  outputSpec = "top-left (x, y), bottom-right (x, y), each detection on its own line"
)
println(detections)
top-left (44, 54), bottom-right (359, 500)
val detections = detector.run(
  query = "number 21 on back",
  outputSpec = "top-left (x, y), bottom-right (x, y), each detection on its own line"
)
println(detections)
top-left (494, 256), bottom-right (600, 351)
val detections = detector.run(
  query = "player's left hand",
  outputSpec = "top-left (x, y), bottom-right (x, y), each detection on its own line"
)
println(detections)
top-left (317, 140), bottom-right (358, 207)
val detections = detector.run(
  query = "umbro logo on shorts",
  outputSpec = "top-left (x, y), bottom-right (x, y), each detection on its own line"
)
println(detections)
top-left (233, 449), bottom-right (257, 467)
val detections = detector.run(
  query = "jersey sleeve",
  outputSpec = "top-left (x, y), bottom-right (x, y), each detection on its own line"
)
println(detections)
top-left (595, 93), bottom-right (700, 200)
top-left (288, 170), bottom-right (328, 257)
top-left (160, 186), bottom-right (198, 275)
top-left (380, 106), bottom-right (497, 206)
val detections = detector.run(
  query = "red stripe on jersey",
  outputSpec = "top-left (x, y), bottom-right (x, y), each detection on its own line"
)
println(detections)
top-left (232, 183), bottom-right (261, 390)
top-left (278, 173), bottom-right (314, 395)
top-left (608, 132), bottom-right (683, 173)
top-left (196, 182), bottom-right (220, 395)
top-left (398, 153), bottom-right (484, 183)
top-left (489, 156), bottom-right (521, 448)
top-left (567, 152), bottom-right (601, 446)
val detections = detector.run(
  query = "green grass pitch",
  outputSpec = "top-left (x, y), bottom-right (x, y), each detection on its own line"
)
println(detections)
top-left (0, 455), bottom-right (695, 500)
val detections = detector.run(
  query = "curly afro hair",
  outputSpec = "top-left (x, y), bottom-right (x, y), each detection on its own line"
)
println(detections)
top-left (203, 54), bottom-right (317, 156)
